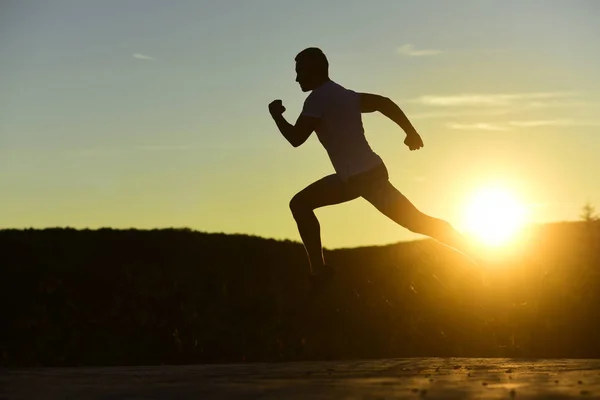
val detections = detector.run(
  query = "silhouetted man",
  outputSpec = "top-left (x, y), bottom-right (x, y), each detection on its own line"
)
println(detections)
top-left (269, 47), bottom-right (478, 290)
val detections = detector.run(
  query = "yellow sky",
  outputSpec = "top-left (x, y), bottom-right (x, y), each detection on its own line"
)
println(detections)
top-left (2, 1), bottom-right (599, 248)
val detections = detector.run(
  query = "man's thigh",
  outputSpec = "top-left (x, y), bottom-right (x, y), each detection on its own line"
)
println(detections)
top-left (292, 174), bottom-right (360, 210)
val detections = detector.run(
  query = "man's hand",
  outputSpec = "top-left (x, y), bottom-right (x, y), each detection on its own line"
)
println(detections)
top-left (404, 132), bottom-right (424, 151)
top-left (269, 99), bottom-right (286, 117)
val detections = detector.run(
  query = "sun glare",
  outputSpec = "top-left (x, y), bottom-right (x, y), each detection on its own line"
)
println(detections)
top-left (462, 186), bottom-right (529, 247)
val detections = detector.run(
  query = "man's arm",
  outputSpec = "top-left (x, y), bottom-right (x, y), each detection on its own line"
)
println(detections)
top-left (360, 92), bottom-right (423, 151)
top-left (270, 106), bottom-right (319, 148)
top-left (359, 93), bottom-right (418, 135)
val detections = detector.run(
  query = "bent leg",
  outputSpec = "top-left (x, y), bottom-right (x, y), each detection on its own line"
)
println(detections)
top-left (290, 175), bottom-right (360, 273)
top-left (361, 180), bottom-right (477, 261)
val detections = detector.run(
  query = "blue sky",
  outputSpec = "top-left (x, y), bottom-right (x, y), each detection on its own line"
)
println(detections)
top-left (2, 0), bottom-right (599, 248)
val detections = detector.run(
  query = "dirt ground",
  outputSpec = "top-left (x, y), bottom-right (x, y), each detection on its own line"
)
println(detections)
top-left (3, 357), bottom-right (600, 399)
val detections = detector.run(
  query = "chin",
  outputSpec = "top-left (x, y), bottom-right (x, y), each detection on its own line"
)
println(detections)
top-left (298, 83), bottom-right (311, 92)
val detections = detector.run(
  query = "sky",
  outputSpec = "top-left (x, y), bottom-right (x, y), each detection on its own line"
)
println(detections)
top-left (1, 0), bottom-right (599, 249)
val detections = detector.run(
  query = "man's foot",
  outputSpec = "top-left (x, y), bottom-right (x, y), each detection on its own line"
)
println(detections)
top-left (309, 264), bottom-right (336, 294)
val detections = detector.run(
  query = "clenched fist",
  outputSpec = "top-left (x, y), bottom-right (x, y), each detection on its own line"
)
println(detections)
top-left (268, 99), bottom-right (286, 117)
top-left (404, 132), bottom-right (424, 151)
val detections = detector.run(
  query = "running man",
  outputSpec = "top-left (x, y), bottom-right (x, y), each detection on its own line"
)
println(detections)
top-left (269, 47), bottom-right (479, 288)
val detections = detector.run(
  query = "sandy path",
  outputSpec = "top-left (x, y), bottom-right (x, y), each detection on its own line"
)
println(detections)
top-left (3, 358), bottom-right (600, 399)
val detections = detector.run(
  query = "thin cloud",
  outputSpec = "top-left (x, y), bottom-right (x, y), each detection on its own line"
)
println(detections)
top-left (410, 109), bottom-right (512, 120)
top-left (71, 144), bottom-right (193, 157)
top-left (136, 144), bottom-right (195, 152)
top-left (133, 53), bottom-right (155, 60)
top-left (72, 147), bottom-right (123, 158)
top-left (509, 119), bottom-right (600, 127)
top-left (396, 44), bottom-right (443, 57)
top-left (447, 122), bottom-right (510, 131)
top-left (412, 92), bottom-right (579, 107)
top-left (524, 100), bottom-right (600, 109)
top-left (446, 119), bottom-right (600, 131)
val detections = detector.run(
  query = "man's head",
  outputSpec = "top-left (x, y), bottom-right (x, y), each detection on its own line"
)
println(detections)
top-left (295, 47), bottom-right (329, 92)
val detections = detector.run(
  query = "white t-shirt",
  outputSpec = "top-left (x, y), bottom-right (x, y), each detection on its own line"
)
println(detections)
top-left (301, 80), bottom-right (383, 181)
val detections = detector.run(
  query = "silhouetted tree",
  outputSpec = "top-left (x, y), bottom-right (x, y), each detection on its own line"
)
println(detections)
top-left (581, 202), bottom-right (598, 223)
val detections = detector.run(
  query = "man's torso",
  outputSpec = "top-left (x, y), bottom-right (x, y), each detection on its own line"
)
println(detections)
top-left (302, 80), bottom-right (383, 181)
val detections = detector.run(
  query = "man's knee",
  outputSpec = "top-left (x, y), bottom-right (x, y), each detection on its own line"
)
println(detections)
top-left (289, 194), bottom-right (310, 220)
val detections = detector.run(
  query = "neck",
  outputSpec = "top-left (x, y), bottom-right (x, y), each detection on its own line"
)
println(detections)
top-left (313, 76), bottom-right (330, 89)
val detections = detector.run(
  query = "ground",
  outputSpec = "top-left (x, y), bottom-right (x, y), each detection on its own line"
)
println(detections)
top-left (3, 358), bottom-right (600, 399)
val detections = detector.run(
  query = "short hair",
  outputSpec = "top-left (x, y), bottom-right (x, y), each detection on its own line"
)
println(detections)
top-left (295, 47), bottom-right (329, 73)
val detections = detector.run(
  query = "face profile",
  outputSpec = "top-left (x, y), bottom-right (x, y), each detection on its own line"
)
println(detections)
top-left (294, 47), bottom-right (329, 92)
top-left (295, 62), bottom-right (314, 92)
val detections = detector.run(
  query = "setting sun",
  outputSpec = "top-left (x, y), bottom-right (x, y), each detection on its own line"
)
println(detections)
top-left (462, 186), bottom-right (529, 247)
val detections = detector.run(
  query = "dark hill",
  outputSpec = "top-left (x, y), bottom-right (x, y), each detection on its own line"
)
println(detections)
top-left (1, 222), bottom-right (599, 367)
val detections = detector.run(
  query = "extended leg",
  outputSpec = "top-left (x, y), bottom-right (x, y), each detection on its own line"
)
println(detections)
top-left (290, 174), bottom-right (360, 273)
top-left (361, 180), bottom-right (479, 263)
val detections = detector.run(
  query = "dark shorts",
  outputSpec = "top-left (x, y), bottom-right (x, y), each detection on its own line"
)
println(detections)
top-left (345, 163), bottom-right (389, 193)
